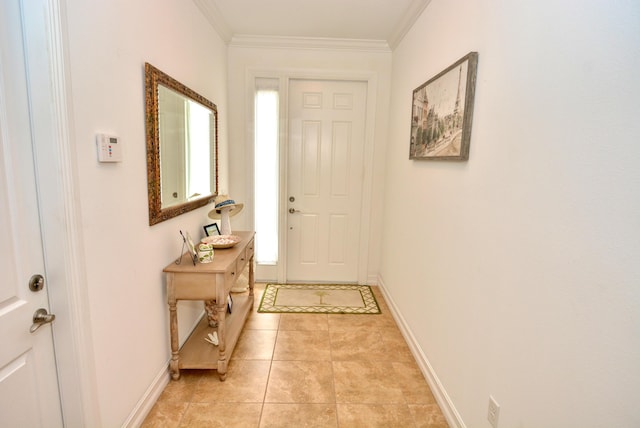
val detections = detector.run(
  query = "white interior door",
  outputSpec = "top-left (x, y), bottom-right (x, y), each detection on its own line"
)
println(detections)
top-left (286, 79), bottom-right (367, 283)
top-left (0, 0), bottom-right (63, 426)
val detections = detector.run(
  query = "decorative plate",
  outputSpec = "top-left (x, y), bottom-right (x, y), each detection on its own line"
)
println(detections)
top-left (186, 232), bottom-right (197, 257)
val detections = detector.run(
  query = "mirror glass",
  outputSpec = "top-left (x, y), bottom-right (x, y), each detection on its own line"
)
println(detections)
top-left (145, 63), bottom-right (218, 225)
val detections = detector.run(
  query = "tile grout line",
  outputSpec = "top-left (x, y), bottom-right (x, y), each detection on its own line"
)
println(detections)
top-left (328, 313), bottom-right (341, 427)
top-left (257, 296), bottom-right (280, 427)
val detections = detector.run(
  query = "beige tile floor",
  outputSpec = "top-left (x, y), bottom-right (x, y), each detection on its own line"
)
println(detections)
top-left (142, 284), bottom-right (449, 428)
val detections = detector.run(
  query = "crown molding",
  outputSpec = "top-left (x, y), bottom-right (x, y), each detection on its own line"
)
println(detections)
top-left (229, 35), bottom-right (391, 53)
top-left (192, 0), bottom-right (233, 43)
top-left (387, 0), bottom-right (432, 49)
top-left (193, 0), bottom-right (428, 52)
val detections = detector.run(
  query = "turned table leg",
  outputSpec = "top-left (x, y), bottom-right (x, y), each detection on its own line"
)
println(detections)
top-left (204, 299), bottom-right (219, 327)
top-left (249, 255), bottom-right (255, 306)
top-left (169, 301), bottom-right (180, 380)
top-left (216, 300), bottom-right (227, 381)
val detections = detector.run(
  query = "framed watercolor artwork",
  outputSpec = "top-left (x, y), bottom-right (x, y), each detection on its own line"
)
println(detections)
top-left (409, 52), bottom-right (478, 161)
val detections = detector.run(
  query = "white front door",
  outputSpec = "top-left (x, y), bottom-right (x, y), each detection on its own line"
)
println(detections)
top-left (286, 79), bottom-right (367, 282)
top-left (0, 0), bottom-right (64, 426)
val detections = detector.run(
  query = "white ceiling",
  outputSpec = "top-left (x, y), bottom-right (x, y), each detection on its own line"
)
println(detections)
top-left (194, 0), bottom-right (431, 49)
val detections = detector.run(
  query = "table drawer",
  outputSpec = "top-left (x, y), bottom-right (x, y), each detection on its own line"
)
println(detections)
top-left (246, 238), bottom-right (254, 260)
top-left (170, 273), bottom-right (217, 301)
top-left (235, 238), bottom-right (254, 274)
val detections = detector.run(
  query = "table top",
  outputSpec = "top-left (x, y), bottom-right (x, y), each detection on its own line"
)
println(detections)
top-left (163, 231), bottom-right (254, 274)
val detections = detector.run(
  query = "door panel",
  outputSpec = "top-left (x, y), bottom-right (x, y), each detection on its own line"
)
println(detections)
top-left (0, 352), bottom-right (46, 426)
top-left (300, 214), bottom-right (319, 263)
top-left (287, 79), bottom-right (367, 282)
top-left (328, 214), bottom-right (348, 264)
top-left (331, 122), bottom-right (351, 196)
top-left (0, 0), bottom-right (63, 425)
top-left (302, 121), bottom-right (321, 195)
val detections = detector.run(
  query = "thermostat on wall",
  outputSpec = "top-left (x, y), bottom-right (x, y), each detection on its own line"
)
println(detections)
top-left (96, 133), bottom-right (122, 162)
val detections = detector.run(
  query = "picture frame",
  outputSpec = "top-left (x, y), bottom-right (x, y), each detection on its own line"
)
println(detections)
top-left (409, 52), bottom-right (478, 161)
top-left (203, 222), bottom-right (221, 237)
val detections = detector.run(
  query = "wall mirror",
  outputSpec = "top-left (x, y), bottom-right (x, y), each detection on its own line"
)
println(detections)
top-left (145, 63), bottom-right (218, 225)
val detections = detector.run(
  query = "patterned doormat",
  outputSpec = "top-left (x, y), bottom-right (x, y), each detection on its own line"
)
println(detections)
top-left (258, 284), bottom-right (381, 314)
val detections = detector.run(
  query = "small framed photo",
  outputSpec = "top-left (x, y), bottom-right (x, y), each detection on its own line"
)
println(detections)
top-left (204, 222), bottom-right (220, 237)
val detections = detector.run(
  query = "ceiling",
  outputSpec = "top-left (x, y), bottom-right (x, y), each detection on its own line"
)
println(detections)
top-left (194, 0), bottom-right (431, 49)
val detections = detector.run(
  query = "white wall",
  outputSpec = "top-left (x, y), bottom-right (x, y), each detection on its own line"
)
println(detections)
top-left (227, 43), bottom-right (392, 282)
top-left (382, 0), bottom-right (640, 427)
top-left (63, 0), bottom-right (228, 424)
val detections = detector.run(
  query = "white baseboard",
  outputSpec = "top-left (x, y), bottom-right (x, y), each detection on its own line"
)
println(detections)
top-left (366, 274), bottom-right (379, 285)
top-left (122, 312), bottom-right (205, 427)
top-left (122, 364), bottom-right (170, 428)
top-left (376, 276), bottom-right (466, 428)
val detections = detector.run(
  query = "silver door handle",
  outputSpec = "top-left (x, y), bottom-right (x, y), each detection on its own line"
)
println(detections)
top-left (288, 208), bottom-right (300, 214)
top-left (30, 308), bottom-right (56, 333)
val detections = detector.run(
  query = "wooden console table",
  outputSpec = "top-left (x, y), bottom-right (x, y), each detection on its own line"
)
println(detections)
top-left (163, 231), bottom-right (254, 381)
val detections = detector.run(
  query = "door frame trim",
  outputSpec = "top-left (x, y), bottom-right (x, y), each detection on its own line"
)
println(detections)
top-left (22, 0), bottom-right (101, 425)
top-left (246, 68), bottom-right (378, 285)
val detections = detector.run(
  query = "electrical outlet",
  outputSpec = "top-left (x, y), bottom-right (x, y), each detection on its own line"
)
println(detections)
top-left (488, 395), bottom-right (500, 428)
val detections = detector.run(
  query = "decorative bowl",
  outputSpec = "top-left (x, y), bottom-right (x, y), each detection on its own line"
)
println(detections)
top-left (201, 234), bottom-right (240, 249)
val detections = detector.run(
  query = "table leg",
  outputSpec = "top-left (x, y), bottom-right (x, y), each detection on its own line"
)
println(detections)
top-left (169, 301), bottom-right (180, 380)
top-left (204, 299), bottom-right (218, 327)
top-left (216, 301), bottom-right (227, 381)
top-left (249, 255), bottom-right (255, 307)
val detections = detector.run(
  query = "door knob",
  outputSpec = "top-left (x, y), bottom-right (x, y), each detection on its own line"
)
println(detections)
top-left (289, 208), bottom-right (300, 214)
top-left (30, 308), bottom-right (56, 333)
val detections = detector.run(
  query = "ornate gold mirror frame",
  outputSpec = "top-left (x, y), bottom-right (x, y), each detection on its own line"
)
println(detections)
top-left (145, 63), bottom-right (218, 225)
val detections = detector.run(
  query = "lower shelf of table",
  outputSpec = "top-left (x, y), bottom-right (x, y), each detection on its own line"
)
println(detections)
top-left (177, 292), bottom-right (253, 370)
